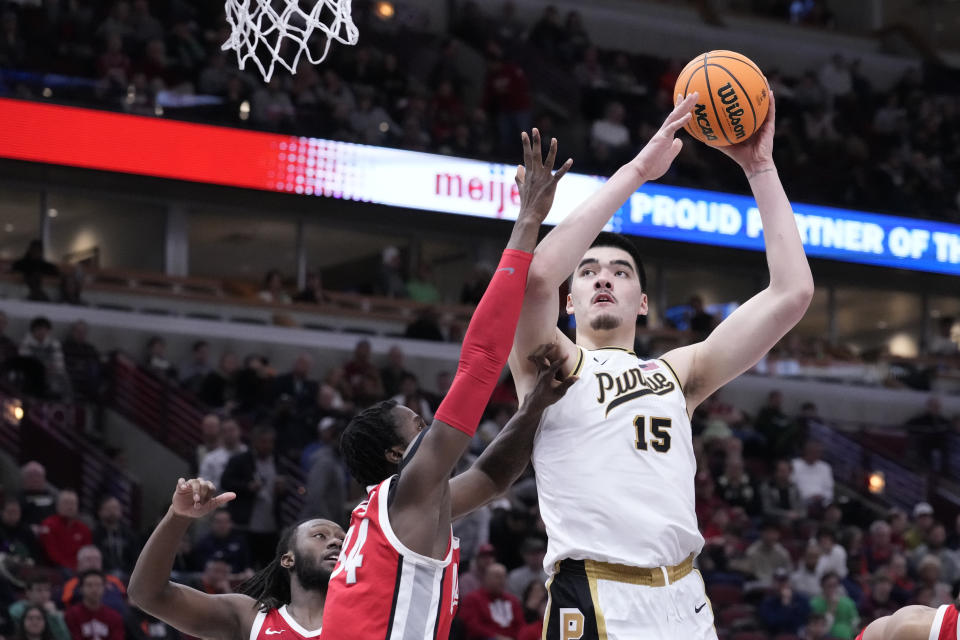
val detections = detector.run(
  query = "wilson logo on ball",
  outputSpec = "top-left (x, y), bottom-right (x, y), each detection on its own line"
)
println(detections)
top-left (717, 83), bottom-right (747, 140)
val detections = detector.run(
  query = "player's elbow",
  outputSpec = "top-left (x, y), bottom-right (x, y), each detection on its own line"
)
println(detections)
top-left (780, 282), bottom-right (814, 322)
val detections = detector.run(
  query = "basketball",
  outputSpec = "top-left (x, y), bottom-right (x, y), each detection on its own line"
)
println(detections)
top-left (674, 50), bottom-right (770, 147)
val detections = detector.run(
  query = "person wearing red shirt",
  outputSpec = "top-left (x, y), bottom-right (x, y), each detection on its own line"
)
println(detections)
top-left (65, 570), bottom-right (125, 640)
top-left (461, 563), bottom-right (525, 640)
top-left (39, 490), bottom-right (92, 571)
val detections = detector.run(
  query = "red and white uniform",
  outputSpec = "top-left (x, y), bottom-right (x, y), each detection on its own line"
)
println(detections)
top-left (855, 605), bottom-right (960, 640)
top-left (928, 605), bottom-right (959, 640)
top-left (322, 477), bottom-right (461, 640)
top-left (250, 606), bottom-right (322, 640)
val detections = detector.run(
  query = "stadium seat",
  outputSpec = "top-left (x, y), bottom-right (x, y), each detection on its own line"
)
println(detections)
top-left (707, 583), bottom-right (744, 607)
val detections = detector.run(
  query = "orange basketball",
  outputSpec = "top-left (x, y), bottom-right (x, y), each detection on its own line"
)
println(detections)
top-left (674, 50), bottom-right (770, 147)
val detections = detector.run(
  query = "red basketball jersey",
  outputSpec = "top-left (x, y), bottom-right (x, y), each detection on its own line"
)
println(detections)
top-left (932, 604), bottom-right (960, 640)
top-left (249, 606), bottom-right (322, 640)
top-left (322, 477), bottom-right (461, 640)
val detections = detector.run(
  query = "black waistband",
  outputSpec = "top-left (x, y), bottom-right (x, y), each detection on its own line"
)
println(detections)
top-left (558, 559), bottom-right (588, 576)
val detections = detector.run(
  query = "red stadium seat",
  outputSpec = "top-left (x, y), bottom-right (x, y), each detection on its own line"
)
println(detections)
top-left (708, 583), bottom-right (745, 607)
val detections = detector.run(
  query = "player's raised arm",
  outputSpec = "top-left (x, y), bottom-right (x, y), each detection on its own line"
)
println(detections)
top-left (128, 479), bottom-right (253, 640)
top-left (662, 93), bottom-right (814, 410)
top-left (389, 137), bottom-right (571, 552)
top-left (450, 343), bottom-right (576, 520)
top-left (509, 94), bottom-right (699, 399)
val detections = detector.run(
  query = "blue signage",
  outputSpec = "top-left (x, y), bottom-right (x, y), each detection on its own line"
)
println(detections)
top-left (608, 183), bottom-right (960, 276)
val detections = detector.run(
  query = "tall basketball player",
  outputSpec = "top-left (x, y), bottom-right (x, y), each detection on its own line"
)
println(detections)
top-left (857, 600), bottom-right (960, 640)
top-left (509, 92), bottom-right (814, 639)
top-left (319, 136), bottom-right (577, 639)
top-left (129, 478), bottom-right (343, 640)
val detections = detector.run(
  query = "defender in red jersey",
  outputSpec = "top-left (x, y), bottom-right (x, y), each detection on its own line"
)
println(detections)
top-left (129, 478), bottom-right (343, 640)
top-left (858, 602), bottom-right (960, 640)
top-left (323, 132), bottom-right (576, 640)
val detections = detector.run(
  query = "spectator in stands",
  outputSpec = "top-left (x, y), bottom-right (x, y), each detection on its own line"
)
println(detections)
top-left (178, 341), bottom-right (210, 394)
top-left (38, 490), bottom-right (91, 571)
top-left (716, 456), bottom-right (760, 516)
top-left (273, 355), bottom-right (318, 414)
top-left (193, 559), bottom-right (233, 595)
top-left (292, 271), bottom-right (328, 304)
top-left (193, 414), bottom-right (221, 473)
top-left (946, 513), bottom-right (960, 550)
top-left (590, 101), bottom-right (631, 161)
top-left (143, 337), bottom-right (176, 382)
top-left (761, 459), bottom-right (804, 522)
top-left (12, 241), bottom-right (59, 302)
top-left (451, 1), bottom-right (489, 50)
top-left (92, 497), bottom-right (138, 577)
top-left (59, 264), bottom-right (85, 306)
top-left (916, 554), bottom-right (953, 607)
top-left (1, 498), bottom-right (41, 563)
top-left (59, 545), bottom-right (128, 613)
top-left (199, 353), bottom-right (239, 409)
top-left (864, 520), bottom-right (897, 574)
top-left (18, 462), bottom-right (57, 526)
top-left (406, 262), bottom-right (441, 304)
top-left (811, 571), bottom-right (859, 639)
top-left (904, 502), bottom-right (936, 550)
top-left (15, 604), bottom-right (56, 640)
top-left (349, 89), bottom-right (399, 145)
top-left (887, 553), bottom-right (915, 604)
top-left (506, 538), bottom-right (547, 600)
top-left (390, 373), bottom-right (434, 423)
top-left (376, 246), bottom-right (407, 298)
top-left (802, 611), bottom-right (838, 640)
top-left (815, 527), bottom-right (848, 579)
top-left (0, 311), bottom-right (17, 364)
top-left (482, 43), bottom-right (532, 153)
top-left (739, 518), bottom-right (792, 586)
top-left (191, 509), bottom-right (251, 577)
top-left (818, 54), bottom-right (852, 100)
top-left (257, 269), bottom-right (291, 304)
top-left (517, 581), bottom-right (547, 640)
top-left (791, 543), bottom-right (823, 597)
top-left (198, 417), bottom-right (246, 490)
top-left (760, 566), bottom-right (811, 635)
top-left (62, 321), bottom-right (101, 401)
top-left (861, 571), bottom-right (898, 621)
top-left (754, 390), bottom-right (789, 451)
top-left (459, 543), bottom-right (497, 599)
top-left (460, 562), bottom-right (524, 640)
top-left (343, 340), bottom-right (383, 402)
top-left (904, 397), bottom-right (951, 470)
top-left (379, 346), bottom-right (410, 398)
top-left (65, 571), bottom-right (124, 640)
top-left (20, 316), bottom-right (70, 398)
top-left (299, 419), bottom-right (347, 525)
top-left (911, 523), bottom-right (958, 584)
top-left (405, 307), bottom-right (445, 342)
top-left (927, 317), bottom-right (958, 356)
top-left (792, 441), bottom-right (834, 506)
top-left (561, 10), bottom-right (590, 63)
top-left (887, 508), bottom-right (909, 548)
top-left (220, 425), bottom-right (287, 568)
top-left (527, 5), bottom-right (563, 57)
top-left (471, 403), bottom-right (514, 457)
top-left (9, 575), bottom-right (70, 640)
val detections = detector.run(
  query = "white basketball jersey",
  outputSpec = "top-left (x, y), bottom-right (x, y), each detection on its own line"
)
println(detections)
top-left (532, 347), bottom-right (704, 572)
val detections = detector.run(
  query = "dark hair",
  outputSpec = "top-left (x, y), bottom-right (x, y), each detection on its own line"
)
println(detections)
top-left (77, 569), bottom-right (105, 589)
top-left (16, 604), bottom-right (53, 640)
top-left (340, 400), bottom-right (402, 487)
top-left (236, 521), bottom-right (305, 612)
top-left (587, 232), bottom-right (647, 292)
top-left (820, 571), bottom-right (840, 586)
top-left (817, 526), bottom-right (836, 541)
top-left (192, 340), bottom-right (209, 352)
top-left (29, 317), bottom-right (52, 332)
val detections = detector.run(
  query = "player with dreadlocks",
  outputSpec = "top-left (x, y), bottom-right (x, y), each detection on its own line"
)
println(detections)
top-left (320, 132), bottom-right (576, 639)
top-left (129, 478), bottom-right (343, 640)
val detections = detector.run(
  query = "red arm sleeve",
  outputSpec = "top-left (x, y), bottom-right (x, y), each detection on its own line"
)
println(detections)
top-left (435, 249), bottom-right (532, 436)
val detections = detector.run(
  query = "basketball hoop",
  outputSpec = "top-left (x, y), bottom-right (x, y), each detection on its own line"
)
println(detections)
top-left (221, 0), bottom-right (359, 82)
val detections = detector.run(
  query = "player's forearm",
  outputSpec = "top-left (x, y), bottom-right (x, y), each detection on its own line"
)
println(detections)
top-left (748, 166), bottom-right (813, 299)
top-left (505, 218), bottom-right (542, 254)
top-left (531, 159), bottom-right (646, 286)
top-left (128, 509), bottom-right (192, 609)
top-left (473, 404), bottom-right (543, 494)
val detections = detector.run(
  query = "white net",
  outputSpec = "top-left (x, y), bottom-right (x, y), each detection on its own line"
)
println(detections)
top-left (221, 0), bottom-right (359, 82)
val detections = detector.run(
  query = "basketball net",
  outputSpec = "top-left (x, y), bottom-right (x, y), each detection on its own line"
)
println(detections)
top-left (221, 0), bottom-right (359, 82)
